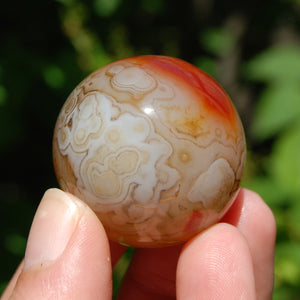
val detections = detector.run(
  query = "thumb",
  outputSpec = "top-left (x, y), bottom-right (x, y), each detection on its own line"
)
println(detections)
top-left (3, 189), bottom-right (112, 300)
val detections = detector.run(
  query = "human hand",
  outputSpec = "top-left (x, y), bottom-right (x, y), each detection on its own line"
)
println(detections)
top-left (1, 188), bottom-right (276, 300)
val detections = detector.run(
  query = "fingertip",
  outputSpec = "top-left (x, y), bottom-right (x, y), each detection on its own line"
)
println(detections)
top-left (0, 261), bottom-right (24, 300)
top-left (8, 189), bottom-right (112, 300)
top-left (221, 187), bottom-right (249, 226)
top-left (117, 246), bottom-right (182, 299)
top-left (177, 223), bottom-right (256, 300)
top-left (230, 188), bottom-right (276, 298)
top-left (241, 188), bottom-right (276, 239)
top-left (23, 188), bottom-right (84, 271)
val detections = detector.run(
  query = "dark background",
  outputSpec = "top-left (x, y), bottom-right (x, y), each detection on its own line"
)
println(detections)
top-left (1, 0), bottom-right (300, 298)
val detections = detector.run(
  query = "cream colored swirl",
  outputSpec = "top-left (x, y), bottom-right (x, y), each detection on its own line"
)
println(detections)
top-left (109, 66), bottom-right (157, 94)
top-left (56, 90), bottom-right (180, 205)
top-left (53, 59), bottom-right (246, 247)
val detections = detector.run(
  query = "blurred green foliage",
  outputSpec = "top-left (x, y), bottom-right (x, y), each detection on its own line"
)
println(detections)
top-left (243, 45), bottom-right (300, 299)
top-left (1, 0), bottom-right (299, 298)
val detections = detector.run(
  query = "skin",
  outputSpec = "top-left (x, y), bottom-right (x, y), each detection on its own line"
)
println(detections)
top-left (1, 188), bottom-right (276, 300)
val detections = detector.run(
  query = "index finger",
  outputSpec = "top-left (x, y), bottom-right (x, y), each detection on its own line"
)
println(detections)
top-left (222, 188), bottom-right (276, 298)
top-left (177, 188), bottom-right (276, 299)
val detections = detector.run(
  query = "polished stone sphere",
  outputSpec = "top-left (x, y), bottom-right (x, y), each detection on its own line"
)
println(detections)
top-left (53, 56), bottom-right (245, 247)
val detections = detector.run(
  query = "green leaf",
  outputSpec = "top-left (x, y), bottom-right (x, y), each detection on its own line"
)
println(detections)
top-left (4, 233), bottom-right (27, 256)
top-left (43, 65), bottom-right (66, 89)
top-left (200, 28), bottom-right (235, 57)
top-left (113, 247), bottom-right (135, 297)
top-left (194, 56), bottom-right (218, 79)
top-left (94, 0), bottom-right (121, 17)
top-left (286, 200), bottom-right (300, 239)
top-left (251, 83), bottom-right (300, 140)
top-left (275, 242), bottom-right (300, 286)
top-left (270, 121), bottom-right (300, 199)
top-left (245, 45), bottom-right (300, 83)
top-left (242, 175), bottom-right (286, 207)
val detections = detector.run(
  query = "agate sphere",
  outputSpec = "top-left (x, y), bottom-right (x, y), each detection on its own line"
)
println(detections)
top-left (53, 56), bottom-right (245, 247)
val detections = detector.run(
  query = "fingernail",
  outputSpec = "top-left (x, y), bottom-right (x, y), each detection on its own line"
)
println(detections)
top-left (23, 188), bottom-right (83, 270)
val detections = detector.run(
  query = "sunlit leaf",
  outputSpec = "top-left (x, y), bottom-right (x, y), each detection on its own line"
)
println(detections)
top-left (275, 242), bottom-right (300, 286)
top-left (245, 45), bottom-right (300, 83)
top-left (251, 83), bottom-right (300, 140)
top-left (286, 200), bottom-right (300, 239)
top-left (271, 121), bottom-right (300, 198)
top-left (273, 287), bottom-right (299, 300)
top-left (242, 175), bottom-right (286, 207)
